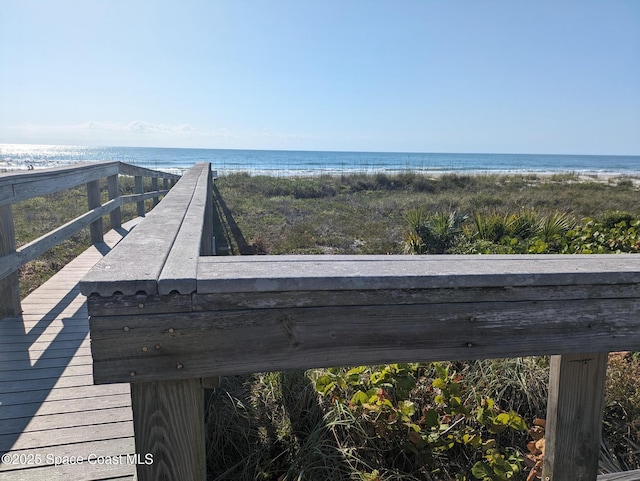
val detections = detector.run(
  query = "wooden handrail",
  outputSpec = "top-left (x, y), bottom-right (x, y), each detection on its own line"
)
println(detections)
top-left (79, 163), bottom-right (640, 481)
top-left (0, 161), bottom-right (180, 319)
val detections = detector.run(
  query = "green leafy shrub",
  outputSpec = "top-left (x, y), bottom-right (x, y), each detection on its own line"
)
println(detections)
top-left (313, 363), bottom-right (527, 480)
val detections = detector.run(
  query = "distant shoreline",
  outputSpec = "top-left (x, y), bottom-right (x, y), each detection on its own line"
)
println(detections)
top-left (2, 144), bottom-right (640, 177)
top-left (3, 160), bottom-right (640, 184)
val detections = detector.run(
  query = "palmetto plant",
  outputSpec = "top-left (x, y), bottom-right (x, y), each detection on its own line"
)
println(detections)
top-left (405, 209), bottom-right (468, 254)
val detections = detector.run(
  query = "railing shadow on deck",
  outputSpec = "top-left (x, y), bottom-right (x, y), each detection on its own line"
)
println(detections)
top-left (0, 162), bottom-right (180, 464)
top-left (0, 279), bottom-right (90, 456)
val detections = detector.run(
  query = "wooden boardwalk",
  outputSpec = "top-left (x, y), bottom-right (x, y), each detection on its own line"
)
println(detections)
top-left (0, 221), bottom-right (140, 481)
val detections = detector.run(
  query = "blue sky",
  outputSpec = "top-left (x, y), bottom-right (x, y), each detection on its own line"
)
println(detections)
top-left (1, 1), bottom-right (639, 154)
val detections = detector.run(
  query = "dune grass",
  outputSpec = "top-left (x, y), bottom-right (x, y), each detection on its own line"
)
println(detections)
top-left (213, 172), bottom-right (640, 256)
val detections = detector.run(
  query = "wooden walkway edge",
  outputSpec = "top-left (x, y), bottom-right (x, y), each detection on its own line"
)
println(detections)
top-left (0, 220), bottom-right (141, 481)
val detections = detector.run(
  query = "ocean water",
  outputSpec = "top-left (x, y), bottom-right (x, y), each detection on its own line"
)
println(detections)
top-left (1, 143), bottom-right (639, 176)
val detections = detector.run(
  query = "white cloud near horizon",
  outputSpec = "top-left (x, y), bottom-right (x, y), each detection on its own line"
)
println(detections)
top-left (2, 120), bottom-right (258, 148)
top-left (0, 121), bottom-right (369, 151)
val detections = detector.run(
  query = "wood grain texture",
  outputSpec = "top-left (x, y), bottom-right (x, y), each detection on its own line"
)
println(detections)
top-left (0, 162), bottom-right (120, 206)
top-left (90, 296), bottom-right (640, 383)
top-left (87, 292), bottom-right (192, 317)
top-left (192, 283), bottom-right (640, 311)
top-left (196, 254), bottom-right (640, 293)
top-left (158, 163), bottom-right (211, 294)
top-left (135, 176), bottom-right (145, 217)
top-left (130, 379), bottom-right (205, 481)
top-left (0, 198), bottom-right (123, 281)
top-left (87, 179), bottom-right (103, 244)
top-left (543, 353), bottom-right (608, 481)
top-left (80, 164), bottom-right (205, 297)
top-left (107, 174), bottom-right (121, 229)
top-left (0, 204), bottom-right (20, 318)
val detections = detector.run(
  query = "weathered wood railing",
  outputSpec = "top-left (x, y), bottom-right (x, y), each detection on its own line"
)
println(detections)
top-left (0, 161), bottom-right (180, 320)
top-left (80, 163), bottom-right (640, 481)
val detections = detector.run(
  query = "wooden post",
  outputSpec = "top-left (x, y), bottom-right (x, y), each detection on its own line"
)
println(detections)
top-left (163, 178), bottom-right (169, 190)
top-left (135, 175), bottom-right (145, 217)
top-left (152, 177), bottom-right (159, 206)
top-left (0, 204), bottom-right (21, 319)
top-left (107, 174), bottom-right (121, 229)
top-left (130, 378), bottom-right (206, 481)
top-left (542, 352), bottom-right (608, 481)
top-left (86, 179), bottom-right (103, 244)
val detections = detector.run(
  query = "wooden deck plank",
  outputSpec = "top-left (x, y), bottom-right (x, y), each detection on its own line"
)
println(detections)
top-left (0, 421), bottom-right (134, 452)
top-left (0, 221), bottom-right (139, 480)
top-left (0, 437), bottom-right (135, 473)
top-left (0, 393), bottom-right (131, 420)
top-left (1, 384), bottom-right (129, 407)
top-left (0, 354), bottom-right (93, 373)
top-left (2, 407), bottom-right (132, 435)
top-left (0, 364), bottom-right (93, 382)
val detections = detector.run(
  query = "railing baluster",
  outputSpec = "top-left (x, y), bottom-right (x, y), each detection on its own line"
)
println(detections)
top-left (543, 352), bottom-right (609, 480)
top-left (107, 173), bottom-right (121, 229)
top-left (0, 204), bottom-right (21, 318)
top-left (86, 179), bottom-right (103, 243)
top-left (151, 177), bottom-right (159, 206)
top-left (130, 379), bottom-right (206, 481)
top-left (135, 175), bottom-right (145, 217)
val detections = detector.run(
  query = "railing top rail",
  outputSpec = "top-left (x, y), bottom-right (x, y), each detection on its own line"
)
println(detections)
top-left (195, 253), bottom-right (640, 293)
top-left (0, 161), bottom-right (180, 207)
top-left (80, 163), bottom-right (211, 297)
top-left (116, 162), bottom-right (181, 179)
top-left (82, 252), bottom-right (640, 298)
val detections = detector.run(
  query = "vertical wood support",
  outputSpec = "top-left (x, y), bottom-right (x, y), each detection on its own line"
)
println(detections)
top-left (86, 179), bottom-right (103, 244)
top-left (135, 175), bottom-right (145, 217)
top-left (131, 378), bottom-right (206, 481)
top-left (163, 178), bottom-right (169, 190)
top-left (152, 177), bottom-right (159, 206)
top-left (0, 204), bottom-right (21, 319)
top-left (107, 174), bottom-right (121, 229)
top-left (542, 352), bottom-right (608, 481)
